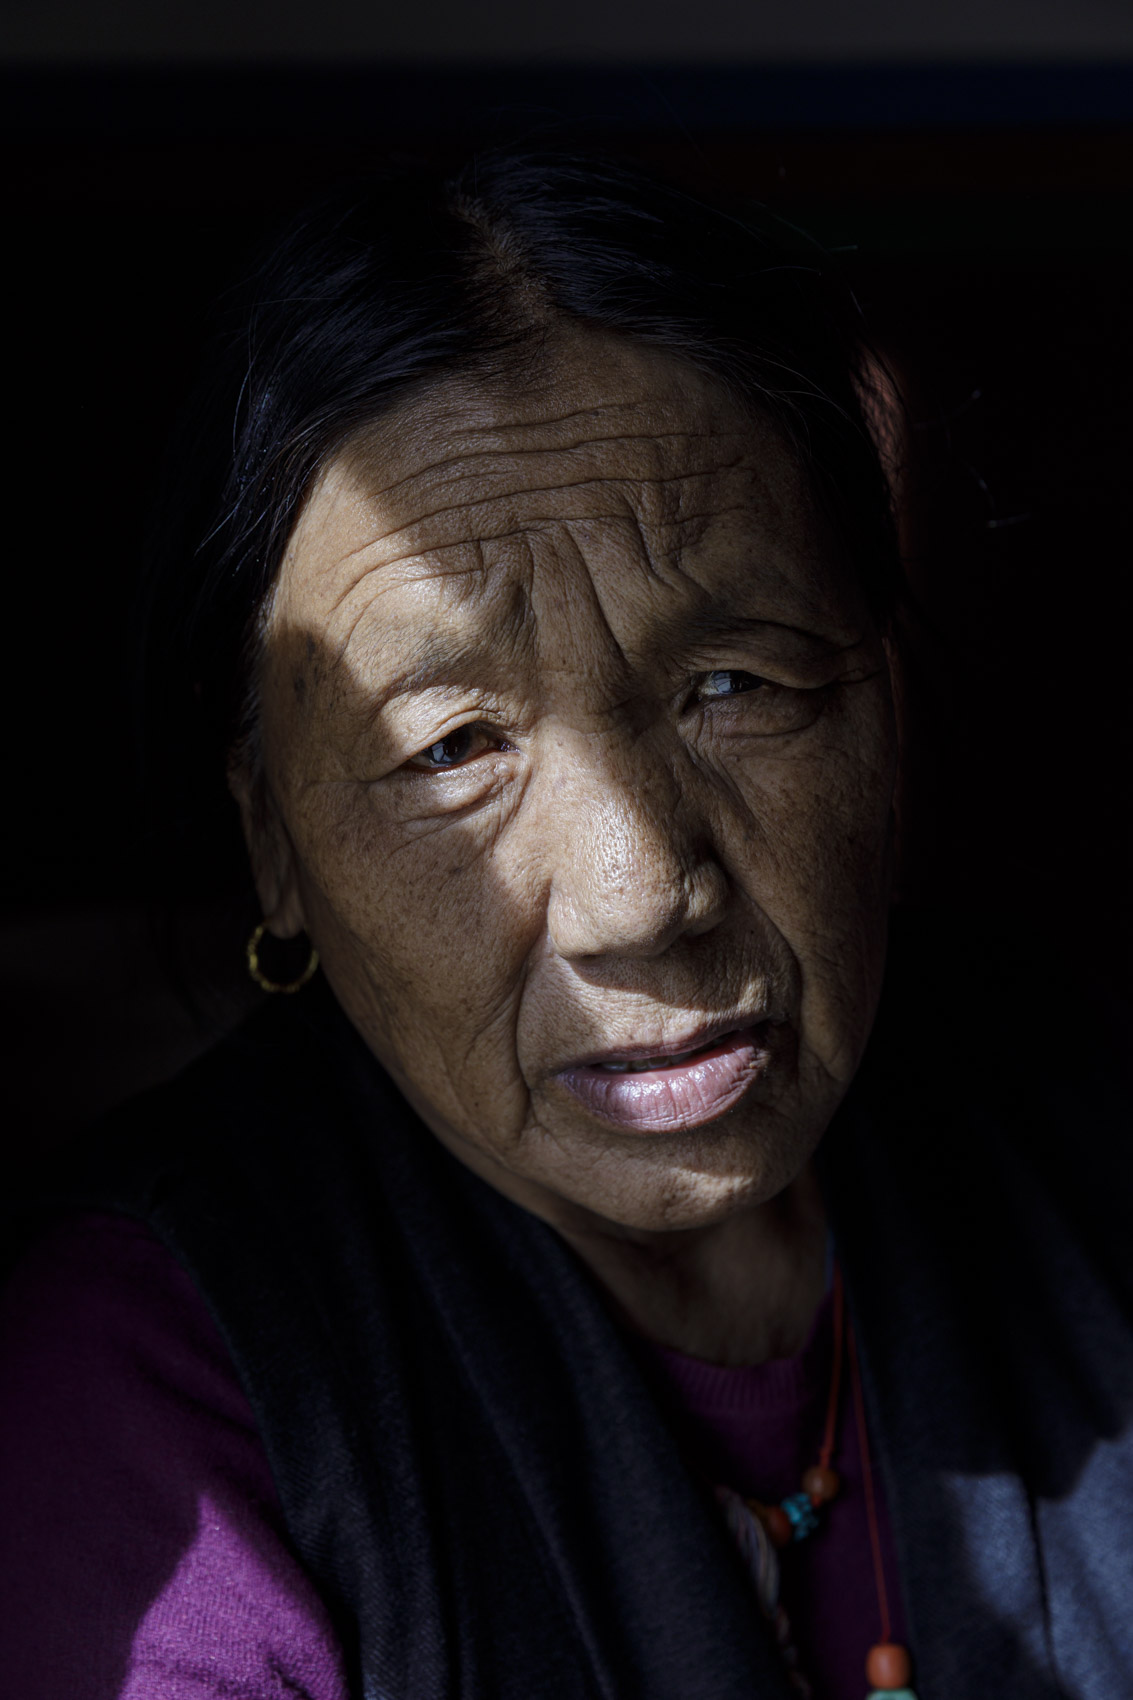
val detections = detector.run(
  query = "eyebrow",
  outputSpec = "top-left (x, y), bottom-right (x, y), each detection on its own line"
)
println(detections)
top-left (353, 629), bottom-right (524, 718)
top-left (337, 596), bottom-right (863, 734)
top-left (664, 607), bottom-right (865, 657)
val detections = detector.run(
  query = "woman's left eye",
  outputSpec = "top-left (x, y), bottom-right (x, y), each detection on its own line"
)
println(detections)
top-left (406, 726), bottom-right (503, 771)
top-left (692, 669), bottom-right (769, 704)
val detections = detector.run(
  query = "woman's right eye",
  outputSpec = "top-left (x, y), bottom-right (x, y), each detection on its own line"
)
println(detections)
top-left (405, 726), bottom-right (503, 771)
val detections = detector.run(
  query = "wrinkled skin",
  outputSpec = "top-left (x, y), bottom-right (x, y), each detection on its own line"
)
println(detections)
top-left (232, 332), bottom-right (898, 1363)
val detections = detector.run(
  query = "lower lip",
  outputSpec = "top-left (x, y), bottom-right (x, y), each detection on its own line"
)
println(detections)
top-left (557, 1026), bottom-right (770, 1134)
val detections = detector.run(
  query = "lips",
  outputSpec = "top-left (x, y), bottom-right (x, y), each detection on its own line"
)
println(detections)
top-left (556, 1022), bottom-right (773, 1134)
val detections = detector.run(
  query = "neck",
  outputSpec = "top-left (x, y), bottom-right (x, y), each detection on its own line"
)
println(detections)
top-left (556, 1163), bottom-right (829, 1367)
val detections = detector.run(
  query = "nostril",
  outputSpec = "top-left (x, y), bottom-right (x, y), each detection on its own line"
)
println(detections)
top-left (547, 856), bottom-right (727, 962)
top-left (684, 860), bottom-right (730, 936)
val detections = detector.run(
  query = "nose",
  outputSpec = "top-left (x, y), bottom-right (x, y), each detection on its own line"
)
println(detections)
top-left (543, 738), bottom-right (729, 963)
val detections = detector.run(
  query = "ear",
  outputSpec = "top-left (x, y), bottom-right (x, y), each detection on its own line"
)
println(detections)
top-left (228, 758), bottom-right (308, 939)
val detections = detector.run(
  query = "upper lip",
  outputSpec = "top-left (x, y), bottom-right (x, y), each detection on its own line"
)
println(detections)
top-left (559, 1014), bottom-right (776, 1073)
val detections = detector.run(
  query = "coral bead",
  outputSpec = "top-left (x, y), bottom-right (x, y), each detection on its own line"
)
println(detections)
top-left (802, 1464), bottom-right (840, 1505)
top-left (866, 1642), bottom-right (912, 1689)
top-left (765, 1505), bottom-right (793, 1548)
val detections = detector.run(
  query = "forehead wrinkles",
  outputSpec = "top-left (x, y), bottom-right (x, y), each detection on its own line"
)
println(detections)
top-left (274, 358), bottom-right (829, 683)
top-left (332, 527), bottom-right (669, 737)
top-left (324, 520), bottom-right (641, 719)
top-left (362, 419), bottom-right (749, 516)
top-left (326, 424), bottom-right (764, 602)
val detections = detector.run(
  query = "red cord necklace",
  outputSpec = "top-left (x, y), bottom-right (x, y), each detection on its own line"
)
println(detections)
top-left (736, 1265), bottom-right (919, 1700)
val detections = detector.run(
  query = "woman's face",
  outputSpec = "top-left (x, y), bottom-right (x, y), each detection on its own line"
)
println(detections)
top-left (238, 334), bottom-right (897, 1242)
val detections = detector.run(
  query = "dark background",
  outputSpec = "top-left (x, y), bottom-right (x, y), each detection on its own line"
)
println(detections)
top-left (3, 12), bottom-right (1132, 1154)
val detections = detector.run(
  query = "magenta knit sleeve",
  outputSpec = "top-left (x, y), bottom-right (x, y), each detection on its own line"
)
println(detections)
top-left (0, 1210), bottom-right (349, 1700)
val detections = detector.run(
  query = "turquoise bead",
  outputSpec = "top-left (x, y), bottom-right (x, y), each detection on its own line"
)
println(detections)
top-left (866, 1690), bottom-right (918, 1699)
top-left (780, 1490), bottom-right (821, 1540)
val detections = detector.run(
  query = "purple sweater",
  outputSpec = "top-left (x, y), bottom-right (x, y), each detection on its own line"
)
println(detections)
top-left (0, 1213), bottom-right (904, 1699)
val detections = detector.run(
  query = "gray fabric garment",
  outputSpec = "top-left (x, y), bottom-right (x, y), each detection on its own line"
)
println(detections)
top-left (822, 931), bottom-right (1133, 1699)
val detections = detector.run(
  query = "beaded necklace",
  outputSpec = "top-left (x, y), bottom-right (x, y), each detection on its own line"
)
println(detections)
top-left (716, 1265), bottom-right (919, 1700)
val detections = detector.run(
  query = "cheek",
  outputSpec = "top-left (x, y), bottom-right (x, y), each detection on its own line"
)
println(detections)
top-left (724, 696), bottom-right (895, 1061)
top-left (731, 699), bottom-right (893, 893)
top-left (287, 786), bottom-right (542, 1105)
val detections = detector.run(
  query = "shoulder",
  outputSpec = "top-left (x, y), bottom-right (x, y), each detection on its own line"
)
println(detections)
top-left (0, 1209), bottom-right (348, 1700)
top-left (2, 1209), bottom-right (248, 1408)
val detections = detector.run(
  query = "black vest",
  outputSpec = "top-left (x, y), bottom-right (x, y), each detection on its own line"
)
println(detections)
top-left (15, 931), bottom-right (1133, 1700)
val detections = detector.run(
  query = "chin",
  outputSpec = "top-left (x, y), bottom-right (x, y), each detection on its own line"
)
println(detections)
top-left (547, 1115), bottom-right (814, 1236)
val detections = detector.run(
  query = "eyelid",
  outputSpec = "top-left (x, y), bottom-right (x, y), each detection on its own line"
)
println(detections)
top-left (403, 719), bottom-right (516, 773)
top-left (683, 668), bottom-right (771, 712)
top-left (682, 638), bottom-right (861, 691)
top-left (407, 728), bottom-right (482, 771)
top-left (699, 668), bottom-right (767, 693)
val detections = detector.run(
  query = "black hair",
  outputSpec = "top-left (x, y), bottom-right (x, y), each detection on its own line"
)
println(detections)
top-left (140, 147), bottom-right (901, 921)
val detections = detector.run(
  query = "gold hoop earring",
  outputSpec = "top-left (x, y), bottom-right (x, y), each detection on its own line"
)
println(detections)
top-left (246, 922), bottom-right (319, 994)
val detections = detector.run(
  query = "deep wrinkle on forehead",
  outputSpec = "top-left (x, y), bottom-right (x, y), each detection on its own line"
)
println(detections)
top-left (320, 427), bottom-right (762, 614)
top-left (291, 444), bottom-right (848, 638)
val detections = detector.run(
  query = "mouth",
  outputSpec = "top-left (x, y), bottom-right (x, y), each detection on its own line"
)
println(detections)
top-left (556, 1019), bottom-right (776, 1135)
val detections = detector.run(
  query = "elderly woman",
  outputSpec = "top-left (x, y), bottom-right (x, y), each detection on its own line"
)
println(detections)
top-left (2, 152), bottom-right (1130, 1700)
